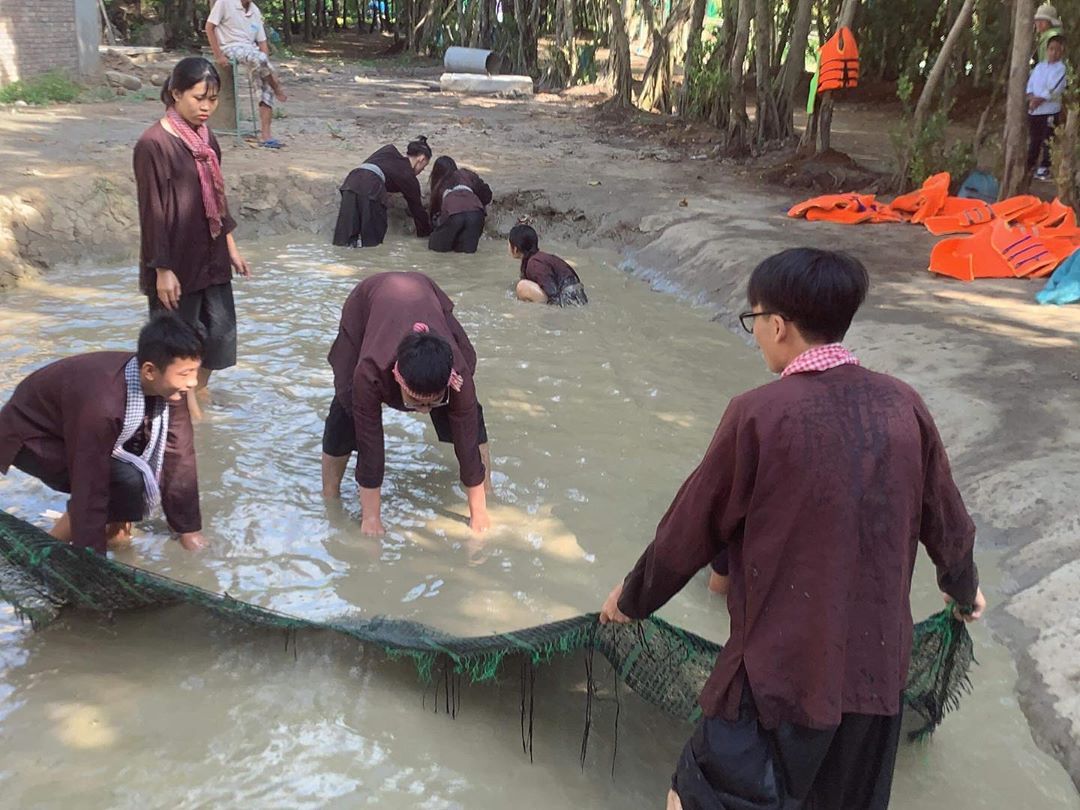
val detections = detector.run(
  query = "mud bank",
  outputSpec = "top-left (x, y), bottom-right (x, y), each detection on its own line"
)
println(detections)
top-left (0, 56), bottom-right (1078, 790)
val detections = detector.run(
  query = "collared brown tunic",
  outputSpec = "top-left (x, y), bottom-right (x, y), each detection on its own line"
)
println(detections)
top-left (133, 121), bottom-right (237, 296)
top-left (618, 364), bottom-right (978, 731)
top-left (341, 145), bottom-right (432, 237)
top-left (522, 252), bottom-right (582, 301)
top-left (327, 272), bottom-right (485, 489)
top-left (0, 351), bottom-right (202, 553)
top-left (430, 168), bottom-right (493, 223)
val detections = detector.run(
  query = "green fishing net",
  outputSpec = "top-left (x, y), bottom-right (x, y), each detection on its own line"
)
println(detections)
top-left (0, 510), bottom-right (971, 743)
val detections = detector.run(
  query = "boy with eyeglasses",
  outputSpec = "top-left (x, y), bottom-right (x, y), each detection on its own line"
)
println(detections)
top-left (321, 272), bottom-right (492, 535)
top-left (600, 248), bottom-right (985, 810)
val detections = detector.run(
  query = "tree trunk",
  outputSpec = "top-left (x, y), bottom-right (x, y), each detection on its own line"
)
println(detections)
top-left (752, 0), bottom-right (781, 145)
top-left (726, 0), bottom-right (753, 153)
top-left (605, 0), bottom-right (633, 106)
top-left (1056, 107), bottom-right (1079, 207)
top-left (303, 0), bottom-right (313, 40)
top-left (800, 0), bottom-right (859, 154)
top-left (638, 0), bottom-right (692, 113)
top-left (283, 0), bottom-right (294, 42)
top-left (910, 0), bottom-right (975, 140)
top-left (776, 0), bottom-right (812, 139)
top-left (1001, 0), bottom-right (1035, 198)
top-left (677, 0), bottom-right (709, 114)
top-left (331, 0), bottom-right (341, 29)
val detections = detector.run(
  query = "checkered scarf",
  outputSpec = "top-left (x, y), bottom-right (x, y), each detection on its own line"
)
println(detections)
top-left (781, 343), bottom-right (860, 377)
top-left (112, 357), bottom-right (170, 508)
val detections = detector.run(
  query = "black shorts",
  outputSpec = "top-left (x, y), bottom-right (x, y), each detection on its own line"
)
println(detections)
top-left (428, 210), bottom-right (485, 254)
top-left (13, 448), bottom-right (147, 523)
top-left (673, 688), bottom-right (902, 810)
top-left (321, 396), bottom-right (489, 457)
top-left (148, 281), bottom-right (237, 371)
top-left (333, 189), bottom-right (389, 248)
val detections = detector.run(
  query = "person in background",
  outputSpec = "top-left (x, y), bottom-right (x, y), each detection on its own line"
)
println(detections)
top-left (333, 137), bottom-right (433, 248)
top-left (508, 223), bottom-right (588, 306)
top-left (600, 248), bottom-right (985, 810)
top-left (205, 0), bottom-right (288, 148)
top-left (428, 156), bottom-right (493, 254)
top-left (1027, 34), bottom-right (1067, 181)
top-left (134, 56), bottom-right (252, 421)
top-left (321, 272), bottom-right (493, 535)
top-left (1034, 4), bottom-right (1065, 62)
top-left (0, 314), bottom-right (206, 553)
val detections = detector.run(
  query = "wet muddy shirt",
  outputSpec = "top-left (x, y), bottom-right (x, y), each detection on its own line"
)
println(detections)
top-left (431, 168), bottom-right (492, 222)
top-left (0, 351), bottom-right (201, 553)
top-left (327, 272), bottom-right (485, 488)
top-left (618, 364), bottom-right (979, 730)
top-left (134, 121), bottom-right (236, 297)
top-left (522, 252), bottom-right (582, 302)
top-left (343, 145), bottom-right (431, 237)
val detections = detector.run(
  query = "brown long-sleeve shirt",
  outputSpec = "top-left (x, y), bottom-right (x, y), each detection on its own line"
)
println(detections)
top-left (133, 121), bottom-right (237, 296)
top-left (430, 168), bottom-right (493, 222)
top-left (342, 145), bottom-right (432, 237)
top-left (522, 252), bottom-right (582, 301)
top-left (618, 364), bottom-right (978, 730)
top-left (0, 351), bottom-right (202, 553)
top-left (327, 272), bottom-right (485, 488)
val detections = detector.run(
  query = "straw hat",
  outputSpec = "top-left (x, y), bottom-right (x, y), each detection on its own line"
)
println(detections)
top-left (1035, 3), bottom-right (1063, 26)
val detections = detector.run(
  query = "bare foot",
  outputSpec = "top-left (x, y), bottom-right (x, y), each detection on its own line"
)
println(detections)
top-left (48, 511), bottom-right (72, 543)
top-left (106, 521), bottom-right (134, 550)
top-left (178, 532), bottom-right (207, 551)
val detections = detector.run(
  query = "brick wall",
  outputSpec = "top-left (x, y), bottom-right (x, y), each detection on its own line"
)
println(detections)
top-left (0, 0), bottom-right (80, 85)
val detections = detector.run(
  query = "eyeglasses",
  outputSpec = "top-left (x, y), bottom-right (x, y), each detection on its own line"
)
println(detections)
top-left (402, 388), bottom-right (450, 411)
top-left (738, 310), bottom-right (786, 334)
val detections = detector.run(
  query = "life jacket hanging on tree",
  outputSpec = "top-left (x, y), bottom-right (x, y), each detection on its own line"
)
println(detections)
top-left (806, 26), bottom-right (860, 115)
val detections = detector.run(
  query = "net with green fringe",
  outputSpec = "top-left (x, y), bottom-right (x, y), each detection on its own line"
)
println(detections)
top-left (0, 510), bottom-right (972, 746)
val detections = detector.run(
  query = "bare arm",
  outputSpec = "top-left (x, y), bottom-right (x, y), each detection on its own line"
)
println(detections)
top-left (205, 23), bottom-right (228, 67)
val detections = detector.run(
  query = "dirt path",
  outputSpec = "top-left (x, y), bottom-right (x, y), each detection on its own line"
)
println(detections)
top-left (1, 44), bottom-right (1079, 790)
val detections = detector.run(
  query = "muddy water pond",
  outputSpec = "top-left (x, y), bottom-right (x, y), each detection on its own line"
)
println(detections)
top-left (0, 236), bottom-right (1076, 809)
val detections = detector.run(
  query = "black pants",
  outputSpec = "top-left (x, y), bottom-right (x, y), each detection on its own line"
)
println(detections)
top-left (148, 281), bottom-right (237, 371)
top-left (333, 189), bottom-right (389, 248)
top-left (1028, 113), bottom-right (1058, 171)
top-left (321, 396), bottom-right (489, 457)
top-left (673, 689), bottom-right (902, 810)
top-left (13, 448), bottom-right (146, 523)
top-left (428, 210), bottom-right (485, 254)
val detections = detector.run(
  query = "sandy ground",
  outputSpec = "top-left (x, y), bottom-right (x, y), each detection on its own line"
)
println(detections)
top-left (1, 39), bottom-right (1079, 790)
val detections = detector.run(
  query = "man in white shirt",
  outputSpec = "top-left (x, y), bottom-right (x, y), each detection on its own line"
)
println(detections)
top-left (206, 0), bottom-right (288, 148)
top-left (1026, 34), bottom-right (1066, 180)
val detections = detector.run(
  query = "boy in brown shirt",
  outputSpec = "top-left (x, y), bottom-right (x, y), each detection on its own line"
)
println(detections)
top-left (600, 248), bottom-right (985, 810)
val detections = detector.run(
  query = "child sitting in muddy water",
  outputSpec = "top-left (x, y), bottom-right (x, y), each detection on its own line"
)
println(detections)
top-left (600, 247), bottom-right (985, 810)
top-left (508, 223), bottom-right (588, 306)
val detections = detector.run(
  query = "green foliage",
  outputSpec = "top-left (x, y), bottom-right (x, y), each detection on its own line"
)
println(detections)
top-left (0, 71), bottom-right (82, 105)
top-left (681, 29), bottom-right (730, 122)
top-left (891, 72), bottom-right (974, 190)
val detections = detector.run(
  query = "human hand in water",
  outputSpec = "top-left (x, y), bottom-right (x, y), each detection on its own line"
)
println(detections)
top-left (156, 268), bottom-right (182, 310)
top-left (943, 586), bottom-right (986, 623)
top-left (599, 583), bottom-right (632, 625)
top-left (178, 531), bottom-right (207, 551)
top-left (360, 514), bottom-right (385, 536)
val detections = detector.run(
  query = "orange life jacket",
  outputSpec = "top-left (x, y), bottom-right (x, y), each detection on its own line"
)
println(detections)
top-left (817, 27), bottom-right (860, 94)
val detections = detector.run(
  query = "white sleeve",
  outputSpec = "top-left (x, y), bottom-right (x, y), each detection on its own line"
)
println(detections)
top-left (1027, 65), bottom-right (1041, 96)
top-left (255, 10), bottom-right (267, 42)
top-left (207, 0), bottom-right (227, 27)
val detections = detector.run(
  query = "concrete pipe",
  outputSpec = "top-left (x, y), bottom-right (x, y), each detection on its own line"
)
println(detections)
top-left (443, 46), bottom-right (504, 75)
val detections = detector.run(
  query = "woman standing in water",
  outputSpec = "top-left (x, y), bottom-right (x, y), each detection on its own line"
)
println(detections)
top-left (508, 223), bottom-right (588, 306)
top-left (134, 56), bottom-right (251, 420)
top-left (427, 156), bottom-right (492, 254)
top-left (333, 136), bottom-right (433, 248)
